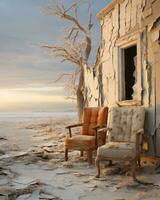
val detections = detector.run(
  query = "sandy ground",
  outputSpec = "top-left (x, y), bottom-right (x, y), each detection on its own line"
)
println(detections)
top-left (0, 113), bottom-right (160, 200)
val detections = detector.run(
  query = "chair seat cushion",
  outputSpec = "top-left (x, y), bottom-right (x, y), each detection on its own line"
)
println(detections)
top-left (97, 142), bottom-right (136, 160)
top-left (64, 135), bottom-right (96, 151)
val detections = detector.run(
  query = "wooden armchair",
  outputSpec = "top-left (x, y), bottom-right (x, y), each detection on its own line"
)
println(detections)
top-left (95, 106), bottom-right (145, 180)
top-left (64, 107), bottom-right (108, 164)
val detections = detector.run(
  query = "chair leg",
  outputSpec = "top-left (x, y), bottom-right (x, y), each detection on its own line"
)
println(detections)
top-left (137, 156), bottom-right (141, 168)
top-left (65, 148), bottom-right (68, 161)
top-left (95, 158), bottom-right (100, 178)
top-left (80, 150), bottom-right (83, 157)
top-left (87, 151), bottom-right (92, 165)
top-left (108, 160), bottom-right (113, 166)
top-left (131, 159), bottom-right (136, 181)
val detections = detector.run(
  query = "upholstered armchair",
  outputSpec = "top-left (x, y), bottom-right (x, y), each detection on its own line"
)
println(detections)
top-left (95, 106), bottom-right (145, 180)
top-left (64, 107), bottom-right (108, 164)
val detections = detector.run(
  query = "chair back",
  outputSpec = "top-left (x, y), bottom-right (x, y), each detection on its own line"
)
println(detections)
top-left (81, 107), bottom-right (108, 136)
top-left (108, 106), bottom-right (145, 143)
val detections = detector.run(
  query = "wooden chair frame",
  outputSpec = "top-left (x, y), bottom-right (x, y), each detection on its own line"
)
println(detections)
top-left (65, 123), bottom-right (107, 164)
top-left (95, 128), bottom-right (144, 181)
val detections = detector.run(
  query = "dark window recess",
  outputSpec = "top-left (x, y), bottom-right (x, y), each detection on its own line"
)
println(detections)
top-left (124, 45), bottom-right (137, 100)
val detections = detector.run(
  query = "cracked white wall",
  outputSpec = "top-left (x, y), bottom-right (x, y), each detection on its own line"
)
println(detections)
top-left (84, 0), bottom-right (160, 108)
top-left (84, 66), bottom-right (99, 106)
top-left (84, 0), bottom-right (160, 155)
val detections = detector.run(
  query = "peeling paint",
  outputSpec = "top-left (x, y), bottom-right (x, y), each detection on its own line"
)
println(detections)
top-left (142, 6), bottom-right (152, 19)
top-left (84, 0), bottom-right (160, 155)
top-left (84, 0), bottom-right (160, 113)
top-left (150, 16), bottom-right (160, 44)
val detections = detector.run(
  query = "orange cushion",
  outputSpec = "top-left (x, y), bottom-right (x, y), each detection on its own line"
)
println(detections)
top-left (81, 107), bottom-right (108, 136)
top-left (64, 135), bottom-right (96, 151)
top-left (97, 107), bottom-right (108, 125)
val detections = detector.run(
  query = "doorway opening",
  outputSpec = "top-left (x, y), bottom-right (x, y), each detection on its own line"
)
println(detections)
top-left (123, 45), bottom-right (137, 100)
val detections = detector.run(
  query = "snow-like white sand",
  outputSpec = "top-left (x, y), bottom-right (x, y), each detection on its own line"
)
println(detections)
top-left (0, 112), bottom-right (160, 200)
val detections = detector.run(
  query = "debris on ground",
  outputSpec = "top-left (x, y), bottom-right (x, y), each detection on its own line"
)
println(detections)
top-left (0, 116), bottom-right (160, 200)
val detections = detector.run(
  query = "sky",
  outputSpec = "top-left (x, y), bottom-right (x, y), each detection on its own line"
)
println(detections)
top-left (0, 0), bottom-right (110, 112)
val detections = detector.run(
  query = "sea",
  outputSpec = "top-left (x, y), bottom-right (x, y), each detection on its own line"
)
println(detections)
top-left (0, 102), bottom-right (77, 122)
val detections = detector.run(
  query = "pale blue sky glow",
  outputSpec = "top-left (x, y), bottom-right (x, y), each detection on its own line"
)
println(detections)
top-left (0, 0), bottom-right (111, 111)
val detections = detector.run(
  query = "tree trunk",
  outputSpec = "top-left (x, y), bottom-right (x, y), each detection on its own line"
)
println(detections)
top-left (76, 69), bottom-right (84, 122)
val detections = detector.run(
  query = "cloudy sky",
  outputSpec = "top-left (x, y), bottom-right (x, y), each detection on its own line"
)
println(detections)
top-left (0, 0), bottom-right (110, 112)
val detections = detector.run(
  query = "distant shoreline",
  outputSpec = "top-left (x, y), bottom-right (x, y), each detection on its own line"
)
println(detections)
top-left (0, 111), bottom-right (77, 122)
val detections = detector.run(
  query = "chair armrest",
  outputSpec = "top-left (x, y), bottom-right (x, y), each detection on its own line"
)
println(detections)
top-left (92, 124), bottom-right (107, 131)
top-left (97, 127), bottom-right (112, 133)
top-left (66, 123), bottom-right (83, 137)
top-left (136, 128), bottom-right (144, 135)
top-left (66, 123), bottom-right (83, 129)
top-left (94, 126), bottom-right (111, 148)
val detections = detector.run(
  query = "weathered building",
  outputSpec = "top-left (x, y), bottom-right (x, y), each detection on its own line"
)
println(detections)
top-left (84, 0), bottom-right (160, 156)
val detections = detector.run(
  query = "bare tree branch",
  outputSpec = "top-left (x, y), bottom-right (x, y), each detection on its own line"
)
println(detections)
top-left (43, 0), bottom-right (94, 120)
top-left (73, 31), bottom-right (79, 44)
top-left (54, 73), bottom-right (74, 83)
top-left (44, 0), bottom-right (93, 64)
top-left (42, 43), bottom-right (82, 66)
top-left (87, 0), bottom-right (94, 31)
top-left (45, 2), bottom-right (87, 34)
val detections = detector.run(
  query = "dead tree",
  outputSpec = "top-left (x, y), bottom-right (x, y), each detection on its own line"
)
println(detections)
top-left (43, 0), bottom-right (93, 121)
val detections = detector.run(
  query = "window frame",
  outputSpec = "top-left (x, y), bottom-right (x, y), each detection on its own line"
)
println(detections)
top-left (115, 32), bottom-right (142, 102)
